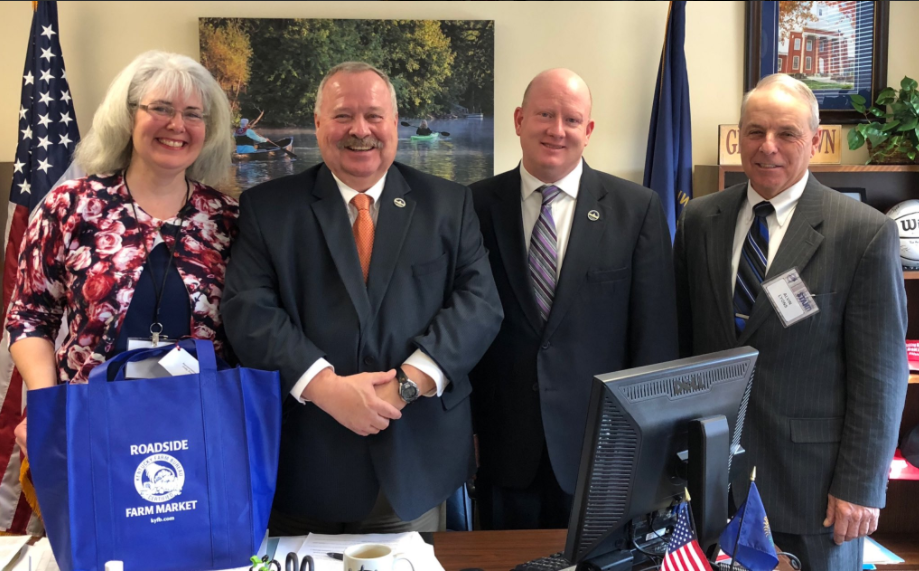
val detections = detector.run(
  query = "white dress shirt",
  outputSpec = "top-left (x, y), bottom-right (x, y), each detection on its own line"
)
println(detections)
top-left (289, 172), bottom-right (448, 403)
top-left (731, 171), bottom-right (809, 292)
top-left (520, 160), bottom-right (583, 275)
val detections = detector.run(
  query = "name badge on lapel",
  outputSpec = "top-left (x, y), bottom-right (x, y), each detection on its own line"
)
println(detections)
top-left (761, 268), bottom-right (819, 328)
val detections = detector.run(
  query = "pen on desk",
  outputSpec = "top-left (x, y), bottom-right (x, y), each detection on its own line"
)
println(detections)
top-left (327, 553), bottom-right (343, 561)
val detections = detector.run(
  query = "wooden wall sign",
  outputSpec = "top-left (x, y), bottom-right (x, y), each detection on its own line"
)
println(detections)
top-left (718, 124), bottom-right (842, 165)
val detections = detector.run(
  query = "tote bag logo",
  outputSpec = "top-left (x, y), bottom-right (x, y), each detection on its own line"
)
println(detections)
top-left (134, 454), bottom-right (185, 503)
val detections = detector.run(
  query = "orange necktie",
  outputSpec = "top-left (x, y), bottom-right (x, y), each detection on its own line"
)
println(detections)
top-left (351, 193), bottom-right (374, 283)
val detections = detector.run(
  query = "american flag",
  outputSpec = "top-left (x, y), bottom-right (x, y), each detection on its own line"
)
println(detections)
top-left (0, 1), bottom-right (79, 534)
top-left (661, 503), bottom-right (713, 571)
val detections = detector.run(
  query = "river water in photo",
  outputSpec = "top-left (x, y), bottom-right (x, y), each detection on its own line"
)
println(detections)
top-left (228, 117), bottom-right (494, 194)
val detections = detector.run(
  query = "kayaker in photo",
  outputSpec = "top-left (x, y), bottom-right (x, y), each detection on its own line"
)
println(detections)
top-left (234, 117), bottom-right (269, 153)
top-left (415, 120), bottom-right (433, 136)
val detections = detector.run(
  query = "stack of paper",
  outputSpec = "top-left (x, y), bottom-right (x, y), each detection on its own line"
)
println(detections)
top-left (0, 537), bottom-right (59, 571)
top-left (0, 535), bottom-right (31, 571)
top-left (863, 537), bottom-right (905, 565)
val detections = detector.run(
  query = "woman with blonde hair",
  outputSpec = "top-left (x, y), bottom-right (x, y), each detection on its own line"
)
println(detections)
top-left (7, 50), bottom-right (237, 455)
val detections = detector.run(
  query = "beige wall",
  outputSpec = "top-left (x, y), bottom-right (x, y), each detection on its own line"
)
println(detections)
top-left (1, 1), bottom-right (918, 182)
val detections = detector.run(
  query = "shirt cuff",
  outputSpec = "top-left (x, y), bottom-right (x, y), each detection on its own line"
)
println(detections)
top-left (290, 358), bottom-right (334, 404)
top-left (404, 349), bottom-right (448, 397)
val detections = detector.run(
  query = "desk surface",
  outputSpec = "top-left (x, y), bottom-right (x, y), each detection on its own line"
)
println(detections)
top-left (431, 530), bottom-right (919, 571)
top-left (434, 530), bottom-right (565, 571)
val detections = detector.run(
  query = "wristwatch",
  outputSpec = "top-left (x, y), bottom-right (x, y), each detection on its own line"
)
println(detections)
top-left (395, 366), bottom-right (420, 404)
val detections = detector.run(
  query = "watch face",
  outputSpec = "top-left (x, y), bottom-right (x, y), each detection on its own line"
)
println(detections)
top-left (400, 381), bottom-right (419, 402)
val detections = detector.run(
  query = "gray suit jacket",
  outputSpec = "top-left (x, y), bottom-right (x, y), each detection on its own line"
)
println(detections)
top-left (674, 174), bottom-right (908, 535)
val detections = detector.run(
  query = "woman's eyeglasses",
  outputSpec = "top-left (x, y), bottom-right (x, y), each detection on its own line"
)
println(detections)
top-left (137, 103), bottom-right (206, 125)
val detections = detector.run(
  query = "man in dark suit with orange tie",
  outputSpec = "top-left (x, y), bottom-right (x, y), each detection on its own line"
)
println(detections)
top-left (470, 69), bottom-right (678, 529)
top-left (222, 62), bottom-right (503, 534)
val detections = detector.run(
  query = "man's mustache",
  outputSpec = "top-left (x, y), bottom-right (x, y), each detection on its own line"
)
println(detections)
top-left (338, 136), bottom-right (384, 149)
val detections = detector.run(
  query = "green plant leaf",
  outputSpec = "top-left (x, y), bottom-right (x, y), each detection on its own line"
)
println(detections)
top-left (869, 107), bottom-right (886, 117)
top-left (883, 119), bottom-right (902, 132)
top-left (907, 91), bottom-right (919, 114)
top-left (909, 150), bottom-right (917, 161)
top-left (877, 87), bottom-right (897, 105)
top-left (898, 117), bottom-right (919, 132)
top-left (863, 124), bottom-right (884, 139)
top-left (848, 128), bottom-right (866, 150)
top-left (867, 133), bottom-right (886, 146)
top-left (850, 94), bottom-right (866, 105)
top-left (852, 101), bottom-right (867, 113)
top-left (902, 76), bottom-right (918, 92)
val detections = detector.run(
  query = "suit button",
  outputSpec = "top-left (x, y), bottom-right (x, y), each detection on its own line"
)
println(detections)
top-left (541, 341), bottom-right (551, 350)
top-left (363, 356), bottom-right (374, 366)
top-left (532, 383), bottom-right (539, 392)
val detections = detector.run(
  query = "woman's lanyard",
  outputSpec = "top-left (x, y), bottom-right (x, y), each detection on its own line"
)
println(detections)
top-left (124, 175), bottom-right (190, 345)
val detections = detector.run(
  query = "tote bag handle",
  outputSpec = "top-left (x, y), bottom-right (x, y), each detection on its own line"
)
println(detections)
top-left (87, 339), bottom-right (219, 384)
top-left (83, 338), bottom-right (225, 569)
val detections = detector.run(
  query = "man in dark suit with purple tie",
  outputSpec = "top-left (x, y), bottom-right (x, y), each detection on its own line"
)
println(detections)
top-left (470, 69), bottom-right (679, 529)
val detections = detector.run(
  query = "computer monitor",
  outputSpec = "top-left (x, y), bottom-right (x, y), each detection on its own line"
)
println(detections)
top-left (563, 347), bottom-right (758, 569)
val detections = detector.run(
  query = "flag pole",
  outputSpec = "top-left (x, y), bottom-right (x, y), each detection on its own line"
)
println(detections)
top-left (729, 467), bottom-right (756, 571)
top-left (684, 487), bottom-right (700, 535)
top-left (684, 486), bottom-right (712, 567)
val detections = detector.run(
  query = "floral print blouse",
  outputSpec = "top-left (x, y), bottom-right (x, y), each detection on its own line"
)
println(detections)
top-left (6, 173), bottom-right (239, 384)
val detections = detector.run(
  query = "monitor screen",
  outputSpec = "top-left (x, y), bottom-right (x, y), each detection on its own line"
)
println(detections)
top-left (563, 347), bottom-right (758, 565)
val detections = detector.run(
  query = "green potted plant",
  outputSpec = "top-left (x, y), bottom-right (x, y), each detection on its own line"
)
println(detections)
top-left (847, 76), bottom-right (919, 164)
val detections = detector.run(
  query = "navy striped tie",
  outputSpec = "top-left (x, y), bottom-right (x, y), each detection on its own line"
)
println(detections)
top-left (529, 185), bottom-right (562, 321)
top-left (734, 201), bottom-right (774, 335)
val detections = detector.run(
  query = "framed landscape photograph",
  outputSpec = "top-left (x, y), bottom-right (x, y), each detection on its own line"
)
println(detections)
top-left (744, 1), bottom-right (889, 124)
top-left (199, 18), bottom-right (495, 193)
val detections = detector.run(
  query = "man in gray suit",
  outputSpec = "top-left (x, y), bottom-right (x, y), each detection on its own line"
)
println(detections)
top-left (674, 74), bottom-right (908, 570)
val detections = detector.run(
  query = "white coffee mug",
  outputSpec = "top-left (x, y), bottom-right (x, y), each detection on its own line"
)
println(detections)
top-left (343, 543), bottom-right (415, 571)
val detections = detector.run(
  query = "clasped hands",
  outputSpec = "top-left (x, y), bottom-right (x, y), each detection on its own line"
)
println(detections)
top-left (302, 365), bottom-right (433, 436)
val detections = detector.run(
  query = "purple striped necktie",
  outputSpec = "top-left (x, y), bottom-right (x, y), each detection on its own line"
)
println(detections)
top-left (529, 185), bottom-right (563, 322)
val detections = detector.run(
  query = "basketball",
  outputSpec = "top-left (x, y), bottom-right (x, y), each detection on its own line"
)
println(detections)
top-left (888, 200), bottom-right (919, 266)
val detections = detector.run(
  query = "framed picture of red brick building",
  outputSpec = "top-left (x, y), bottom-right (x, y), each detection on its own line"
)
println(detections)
top-left (744, 1), bottom-right (889, 124)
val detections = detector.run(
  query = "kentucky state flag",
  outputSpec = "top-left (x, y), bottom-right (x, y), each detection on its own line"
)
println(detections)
top-left (719, 481), bottom-right (779, 571)
top-left (643, 0), bottom-right (692, 241)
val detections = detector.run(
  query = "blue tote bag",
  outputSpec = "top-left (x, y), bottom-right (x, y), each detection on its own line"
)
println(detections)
top-left (28, 339), bottom-right (281, 571)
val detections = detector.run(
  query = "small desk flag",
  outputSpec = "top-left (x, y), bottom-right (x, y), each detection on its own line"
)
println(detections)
top-left (719, 481), bottom-right (779, 571)
top-left (662, 502), bottom-right (712, 571)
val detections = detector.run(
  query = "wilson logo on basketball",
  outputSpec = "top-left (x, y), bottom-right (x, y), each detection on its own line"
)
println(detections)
top-left (887, 200), bottom-right (919, 267)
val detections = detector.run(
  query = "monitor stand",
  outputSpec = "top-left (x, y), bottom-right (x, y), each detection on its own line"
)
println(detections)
top-left (579, 549), bottom-right (634, 571)
top-left (687, 415), bottom-right (730, 558)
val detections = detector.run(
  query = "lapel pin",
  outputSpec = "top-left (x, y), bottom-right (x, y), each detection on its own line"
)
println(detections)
top-left (588, 210), bottom-right (600, 221)
top-left (394, 198), bottom-right (406, 208)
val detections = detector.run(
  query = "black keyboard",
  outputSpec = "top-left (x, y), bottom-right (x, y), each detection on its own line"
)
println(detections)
top-left (512, 552), bottom-right (573, 571)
